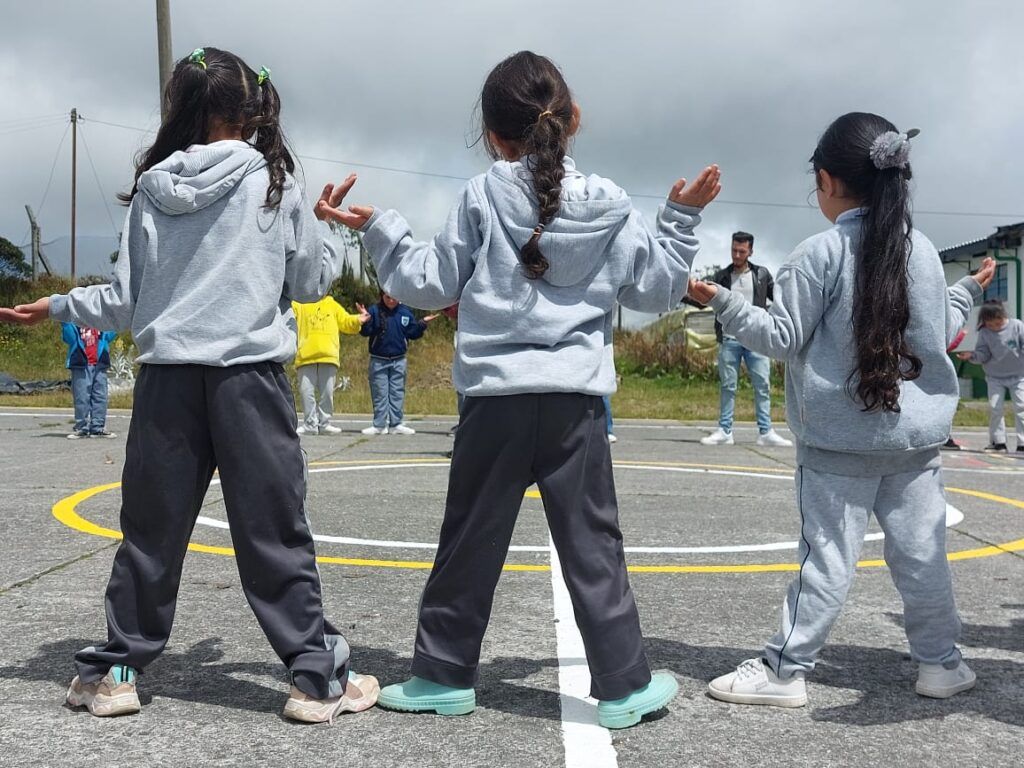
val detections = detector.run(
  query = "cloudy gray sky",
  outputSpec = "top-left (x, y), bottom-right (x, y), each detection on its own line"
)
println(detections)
top-left (3, 0), bottom-right (1022, 312)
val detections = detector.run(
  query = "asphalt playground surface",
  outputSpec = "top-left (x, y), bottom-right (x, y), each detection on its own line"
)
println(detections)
top-left (1, 407), bottom-right (1022, 768)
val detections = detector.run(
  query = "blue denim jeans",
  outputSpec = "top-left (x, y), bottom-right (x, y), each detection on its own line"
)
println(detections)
top-left (369, 356), bottom-right (407, 428)
top-left (71, 365), bottom-right (109, 434)
top-left (602, 395), bottom-right (614, 435)
top-left (717, 338), bottom-right (772, 433)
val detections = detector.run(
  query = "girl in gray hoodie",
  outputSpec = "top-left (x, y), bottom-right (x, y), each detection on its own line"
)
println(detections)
top-left (689, 112), bottom-right (995, 707)
top-left (0, 47), bottom-right (377, 723)
top-left (321, 50), bottom-right (720, 729)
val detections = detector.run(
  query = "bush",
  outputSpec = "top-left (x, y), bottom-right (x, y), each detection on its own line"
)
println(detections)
top-left (614, 328), bottom-right (719, 381)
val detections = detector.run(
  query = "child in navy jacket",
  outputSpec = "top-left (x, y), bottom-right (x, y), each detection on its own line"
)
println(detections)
top-left (359, 291), bottom-right (436, 434)
top-left (61, 322), bottom-right (117, 439)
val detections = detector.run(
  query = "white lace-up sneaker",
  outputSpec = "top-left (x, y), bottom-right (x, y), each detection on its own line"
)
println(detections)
top-left (297, 425), bottom-right (317, 436)
top-left (361, 426), bottom-right (388, 435)
top-left (708, 658), bottom-right (807, 707)
top-left (391, 424), bottom-right (416, 435)
top-left (319, 424), bottom-right (342, 435)
top-left (916, 660), bottom-right (976, 699)
top-left (756, 429), bottom-right (793, 447)
top-left (700, 428), bottom-right (734, 446)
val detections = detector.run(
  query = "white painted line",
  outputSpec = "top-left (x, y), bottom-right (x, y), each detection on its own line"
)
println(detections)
top-left (193, 464), bottom-right (964, 553)
top-left (550, 535), bottom-right (617, 768)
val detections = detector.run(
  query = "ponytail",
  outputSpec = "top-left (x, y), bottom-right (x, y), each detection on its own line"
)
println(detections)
top-left (812, 112), bottom-right (921, 413)
top-left (480, 51), bottom-right (574, 280)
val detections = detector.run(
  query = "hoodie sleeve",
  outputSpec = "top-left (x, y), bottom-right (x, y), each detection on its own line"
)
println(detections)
top-left (283, 186), bottom-right (341, 303)
top-left (334, 302), bottom-right (363, 335)
top-left (49, 204), bottom-right (138, 332)
top-left (60, 322), bottom-right (77, 347)
top-left (709, 263), bottom-right (825, 361)
top-left (617, 201), bottom-right (702, 313)
top-left (946, 276), bottom-right (983, 346)
top-left (359, 180), bottom-right (484, 310)
top-left (969, 330), bottom-right (993, 365)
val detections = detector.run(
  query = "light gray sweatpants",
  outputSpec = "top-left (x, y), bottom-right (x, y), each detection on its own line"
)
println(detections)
top-left (764, 464), bottom-right (963, 679)
top-left (986, 376), bottom-right (1024, 446)
top-left (297, 363), bottom-right (337, 430)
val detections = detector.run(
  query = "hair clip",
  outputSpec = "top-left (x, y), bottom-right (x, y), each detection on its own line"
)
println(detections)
top-left (188, 48), bottom-right (207, 70)
top-left (533, 223), bottom-right (546, 236)
top-left (869, 128), bottom-right (920, 170)
top-left (257, 66), bottom-right (272, 86)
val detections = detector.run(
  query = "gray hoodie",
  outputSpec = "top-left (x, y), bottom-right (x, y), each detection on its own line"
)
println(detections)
top-left (708, 208), bottom-right (983, 475)
top-left (359, 157), bottom-right (703, 397)
top-left (970, 318), bottom-right (1024, 381)
top-left (49, 140), bottom-right (340, 366)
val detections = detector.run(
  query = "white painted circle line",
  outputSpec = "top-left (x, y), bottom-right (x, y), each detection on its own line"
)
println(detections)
top-left (193, 463), bottom-right (964, 553)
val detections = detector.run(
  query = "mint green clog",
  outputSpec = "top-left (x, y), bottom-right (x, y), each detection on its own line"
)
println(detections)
top-left (377, 676), bottom-right (476, 716)
top-left (597, 673), bottom-right (679, 729)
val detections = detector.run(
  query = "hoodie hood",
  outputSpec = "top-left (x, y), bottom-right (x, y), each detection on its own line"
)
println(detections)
top-left (138, 140), bottom-right (268, 215)
top-left (485, 156), bottom-right (632, 287)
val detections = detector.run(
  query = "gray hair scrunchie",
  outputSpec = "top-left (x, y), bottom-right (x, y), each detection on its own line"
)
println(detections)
top-left (869, 128), bottom-right (920, 170)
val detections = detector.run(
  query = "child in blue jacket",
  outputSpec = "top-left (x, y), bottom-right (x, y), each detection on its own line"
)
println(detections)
top-left (61, 322), bottom-right (117, 439)
top-left (358, 291), bottom-right (437, 435)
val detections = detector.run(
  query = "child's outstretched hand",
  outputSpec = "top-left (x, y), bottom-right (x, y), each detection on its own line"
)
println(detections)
top-left (687, 278), bottom-right (718, 305)
top-left (315, 173), bottom-right (375, 230)
top-left (669, 165), bottom-right (721, 209)
top-left (355, 302), bottom-right (371, 324)
top-left (972, 257), bottom-right (997, 290)
top-left (0, 297), bottom-right (50, 325)
top-left (422, 314), bottom-right (440, 323)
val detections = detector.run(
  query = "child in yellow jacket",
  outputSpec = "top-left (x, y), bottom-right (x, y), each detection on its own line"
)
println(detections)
top-left (292, 296), bottom-right (369, 434)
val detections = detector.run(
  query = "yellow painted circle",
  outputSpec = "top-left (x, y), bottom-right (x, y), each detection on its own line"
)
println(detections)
top-left (51, 459), bottom-right (1024, 574)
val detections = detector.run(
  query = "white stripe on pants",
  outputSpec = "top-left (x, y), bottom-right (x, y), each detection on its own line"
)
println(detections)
top-left (764, 464), bottom-right (962, 679)
top-left (296, 363), bottom-right (337, 430)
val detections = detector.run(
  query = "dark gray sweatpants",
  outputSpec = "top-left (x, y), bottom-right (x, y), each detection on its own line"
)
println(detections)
top-left (74, 363), bottom-right (349, 700)
top-left (411, 393), bottom-right (652, 700)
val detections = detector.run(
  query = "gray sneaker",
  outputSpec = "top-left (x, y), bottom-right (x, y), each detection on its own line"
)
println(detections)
top-left (283, 672), bottom-right (380, 724)
top-left (916, 660), bottom-right (976, 699)
top-left (66, 666), bottom-right (140, 717)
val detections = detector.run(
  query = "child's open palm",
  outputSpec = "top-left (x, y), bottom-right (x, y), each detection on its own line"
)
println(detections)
top-left (0, 297), bottom-right (50, 325)
top-left (669, 165), bottom-right (721, 209)
top-left (315, 173), bottom-right (374, 230)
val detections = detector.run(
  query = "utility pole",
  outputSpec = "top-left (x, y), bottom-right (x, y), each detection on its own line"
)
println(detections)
top-left (156, 0), bottom-right (173, 116)
top-left (70, 107), bottom-right (78, 282)
top-left (24, 206), bottom-right (54, 278)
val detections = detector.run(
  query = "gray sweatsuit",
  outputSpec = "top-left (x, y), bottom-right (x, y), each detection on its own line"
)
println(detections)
top-left (968, 318), bottom-right (1024, 446)
top-left (709, 207), bottom-right (984, 678)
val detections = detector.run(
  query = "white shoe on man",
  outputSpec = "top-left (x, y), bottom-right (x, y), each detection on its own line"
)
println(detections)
top-left (708, 658), bottom-right (807, 707)
top-left (320, 424), bottom-right (342, 435)
top-left (296, 425), bottom-right (317, 436)
top-left (361, 426), bottom-right (388, 436)
top-left (916, 660), bottom-right (976, 699)
top-left (391, 423), bottom-right (416, 436)
top-left (700, 428), bottom-right (734, 446)
top-left (756, 429), bottom-right (793, 447)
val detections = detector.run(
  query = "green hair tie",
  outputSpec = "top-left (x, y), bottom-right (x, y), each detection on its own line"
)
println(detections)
top-left (258, 66), bottom-right (271, 86)
top-left (188, 48), bottom-right (207, 70)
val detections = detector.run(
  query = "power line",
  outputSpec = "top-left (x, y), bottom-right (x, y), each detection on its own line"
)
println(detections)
top-left (43, 112), bottom-right (1024, 221)
top-left (0, 112), bottom-right (66, 128)
top-left (0, 117), bottom-right (68, 138)
top-left (77, 124), bottom-right (121, 240)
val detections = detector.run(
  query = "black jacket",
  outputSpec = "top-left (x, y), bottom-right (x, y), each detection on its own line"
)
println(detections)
top-left (690, 262), bottom-right (774, 342)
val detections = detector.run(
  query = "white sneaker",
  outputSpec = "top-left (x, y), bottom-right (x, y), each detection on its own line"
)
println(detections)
top-left (756, 429), bottom-right (793, 447)
top-left (700, 428), bottom-right (734, 446)
top-left (67, 431), bottom-right (89, 440)
top-left (391, 423), bottom-right (416, 435)
top-left (297, 425), bottom-right (317, 436)
top-left (361, 426), bottom-right (388, 435)
top-left (319, 424), bottom-right (342, 435)
top-left (708, 658), bottom-right (807, 707)
top-left (916, 660), bottom-right (976, 699)
top-left (608, 433), bottom-right (618, 444)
